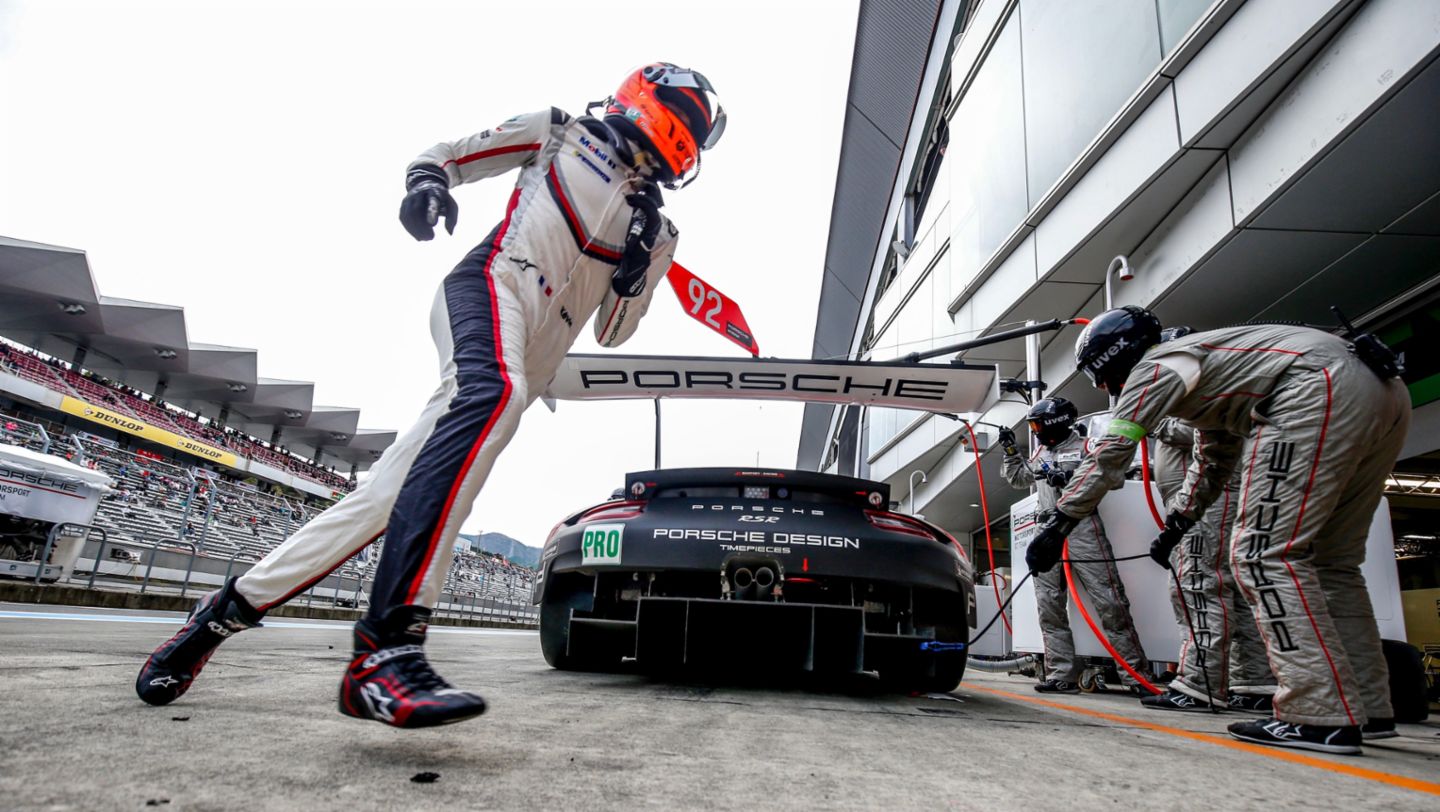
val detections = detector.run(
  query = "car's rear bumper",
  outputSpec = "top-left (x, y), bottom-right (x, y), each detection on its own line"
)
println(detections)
top-left (563, 597), bottom-right (963, 675)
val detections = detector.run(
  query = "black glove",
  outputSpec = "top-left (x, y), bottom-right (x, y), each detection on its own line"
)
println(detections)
top-left (1149, 511), bottom-right (1196, 569)
top-left (1044, 468), bottom-right (1073, 489)
top-left (997, 427), bottom-right (1018, 456)
top-left (611, 191), bottom-right (662, 298)
top-left (398, 164), bottom-right (458, 241)
top-left (1026, 512), bottom-right (1079, 574)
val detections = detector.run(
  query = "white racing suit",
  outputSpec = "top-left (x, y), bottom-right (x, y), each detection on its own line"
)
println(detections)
top-left (1061, 326), bottom-right (1410, 727)
top-left (236, 108), bottom-right (676, 616)
top-left (1002, 432), bottom-right (1149, 685)
top-left (1151, 418), bottom-right (1276, 702)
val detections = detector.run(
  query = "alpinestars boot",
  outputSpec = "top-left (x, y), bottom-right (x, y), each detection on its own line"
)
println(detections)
top-left (1227, 718), bottom-right (1362, 755)
top-left (135, 578), bottom-right (263, 706)
top-left (338, 605), bottom-right (487, 728)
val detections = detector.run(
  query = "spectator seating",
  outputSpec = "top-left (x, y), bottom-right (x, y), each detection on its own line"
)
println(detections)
top-left (1, 344), bottom-right (351, 491)
top-left (71, 436), bottom-right (535, 605)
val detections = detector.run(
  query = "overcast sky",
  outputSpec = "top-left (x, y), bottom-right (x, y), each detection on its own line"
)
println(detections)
top-left (0, 0), bottom-right (862, 545)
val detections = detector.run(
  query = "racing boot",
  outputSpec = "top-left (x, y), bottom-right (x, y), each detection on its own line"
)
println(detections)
top-left (1226, 693), bottom-right (1274, 715)
top-left (135, 577), bottom-right (263, 706)
top-left (338, 605), bottom-right (487, 728)
top-left (1227, 718), bottom-right (1361, 755)
top-left (1034, 679), bottom-right (1079, 694)
top-left (1140, 688), bottom-right (1214, 713)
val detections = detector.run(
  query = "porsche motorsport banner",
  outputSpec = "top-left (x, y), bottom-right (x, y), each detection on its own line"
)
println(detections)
top-left (0, 453), bottom-right (107, 525)
top-left (57, 396), bottom-right (239, 467)
top-left (550, 354), bottom-right (997, 414)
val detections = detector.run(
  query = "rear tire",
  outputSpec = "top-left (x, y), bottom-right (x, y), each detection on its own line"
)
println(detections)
top-left (539, 573), bottom-right (622, 672)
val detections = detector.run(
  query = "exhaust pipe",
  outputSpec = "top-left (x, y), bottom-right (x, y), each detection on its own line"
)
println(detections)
top-left (732, 567), bottom-right (756, 601)
top-left (753, 566), bottom-right (776, 600)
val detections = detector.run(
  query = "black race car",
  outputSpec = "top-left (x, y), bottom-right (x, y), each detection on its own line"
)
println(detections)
top-left (533, 467), bottom-right (975, 692)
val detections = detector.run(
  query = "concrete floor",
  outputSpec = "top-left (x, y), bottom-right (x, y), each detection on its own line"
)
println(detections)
top-left (2, 602), bottom-right (1437, 811)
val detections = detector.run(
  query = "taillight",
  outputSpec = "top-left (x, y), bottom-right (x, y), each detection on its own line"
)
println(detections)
top-left (864, 510), bottom-right (966, 558)
top-left (577, 500), bottom-right (646, 523)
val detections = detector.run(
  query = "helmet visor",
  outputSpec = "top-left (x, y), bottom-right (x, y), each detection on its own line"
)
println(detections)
top-left (646, 65), bottom-right (726, 150)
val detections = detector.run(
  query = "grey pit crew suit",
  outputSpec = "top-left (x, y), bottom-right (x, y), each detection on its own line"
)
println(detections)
top-left (1003, 431), bottom-right (1149, 685)
top-left (1060, 325), bottom-right (1410, 727)
top-left (1151, 418), bottom-right (1275, 702)
top-left (236, 108), bottom-right (676, 615)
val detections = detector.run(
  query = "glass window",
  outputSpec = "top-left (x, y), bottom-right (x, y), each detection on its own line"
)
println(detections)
top-left (1020, 0), bottom-right (1162, 205)
top-left (1157, 0), bottom-right (1213, 54)
top-left (895, 268), bottom-right (934, 356)
top-left (867, 406), bottom-right (899, 455)
top-left (945, 13), bottom-right (1028, 299)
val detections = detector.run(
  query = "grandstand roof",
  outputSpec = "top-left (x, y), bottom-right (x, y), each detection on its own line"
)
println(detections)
top-left (0, 235), bottom-right (396, 471)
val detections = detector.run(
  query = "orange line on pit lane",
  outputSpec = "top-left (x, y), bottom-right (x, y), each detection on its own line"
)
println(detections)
top-left (966, 684), bottom-right (1440, 798)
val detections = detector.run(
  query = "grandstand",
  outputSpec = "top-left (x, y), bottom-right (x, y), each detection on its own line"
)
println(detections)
top-left (2, 358), bottom-right (537, 621)
top-left (0, 235), bottom-right (536, 621)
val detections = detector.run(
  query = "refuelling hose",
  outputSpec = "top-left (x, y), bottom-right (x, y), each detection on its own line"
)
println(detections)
top-left (964, 421), bottom-right (1011, 635)
top-left (1063, 542), bottom-right (1163, 695)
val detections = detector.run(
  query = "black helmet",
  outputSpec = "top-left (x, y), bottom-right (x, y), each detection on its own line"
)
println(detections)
top-left (1027, 397), bottom-right (1078, 448)
top-left (1074, 306), bottom-right (1163, 394)
top-left (1160, 326), bottom-right (1194, 342)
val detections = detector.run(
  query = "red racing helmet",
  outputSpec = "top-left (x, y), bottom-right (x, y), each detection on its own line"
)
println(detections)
top-left (604, 63), bottom-right (726, 189)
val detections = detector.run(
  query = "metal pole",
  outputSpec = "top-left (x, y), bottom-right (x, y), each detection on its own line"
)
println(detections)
top-left (1104, 255), bottom-right (1132, 311)
top-left (653, 398), bottom-right (662, 469)
top-left (176, 479), bottom-right (198, 543)
top-left (34, 524), bottom-right (61, 585)
top-left (1024, 320), bottom-right (1042, 456)
top-left (140, 541), bottom-right (159, 594)
top-left (197, 485), bottom-right (216, 551)
top-left (908, 470), bottom-right (927, 515)
top-left (179, 545), bottom-right (198, 599)
top-left (890, 318), bottom-right (1073, 364)
top-left (85, 529), bottom-right (109, 591)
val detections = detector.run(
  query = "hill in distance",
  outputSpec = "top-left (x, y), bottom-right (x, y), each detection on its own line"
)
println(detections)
top-left (460, 531), bottom-right (540, 569)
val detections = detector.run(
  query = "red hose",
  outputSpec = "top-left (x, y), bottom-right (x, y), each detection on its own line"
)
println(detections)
top-left (965, 421), bottom-right (1011, 635)
top-left (1138, 438), bottom-right (1166, 530)
top-left (1064, 540), bottom-right (1162, 695)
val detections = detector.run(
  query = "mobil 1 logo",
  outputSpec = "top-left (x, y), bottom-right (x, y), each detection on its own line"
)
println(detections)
top-left (581, 524), bottom-right (624, 566)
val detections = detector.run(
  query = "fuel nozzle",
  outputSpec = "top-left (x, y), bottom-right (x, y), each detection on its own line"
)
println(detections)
top-left (1332, 306), bottom-right (1404, 380)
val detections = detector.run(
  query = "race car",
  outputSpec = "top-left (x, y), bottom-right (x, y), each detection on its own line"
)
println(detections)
top-left (533, 467), bottom-right (975, 693)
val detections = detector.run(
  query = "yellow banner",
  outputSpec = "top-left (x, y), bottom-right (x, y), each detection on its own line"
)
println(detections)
top-left (58, 396), bottom-right (239, 467)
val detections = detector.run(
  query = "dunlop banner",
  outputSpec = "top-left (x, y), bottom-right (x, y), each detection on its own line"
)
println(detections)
top-left (58, 396), bottom-right (238, 467)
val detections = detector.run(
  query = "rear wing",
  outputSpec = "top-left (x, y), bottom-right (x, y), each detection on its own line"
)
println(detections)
top-left (549, 354), bottom-right (997, 414)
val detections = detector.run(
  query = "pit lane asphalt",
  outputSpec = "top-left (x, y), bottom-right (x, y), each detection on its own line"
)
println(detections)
top-left (3, 602), bottom-right (1437, 810)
